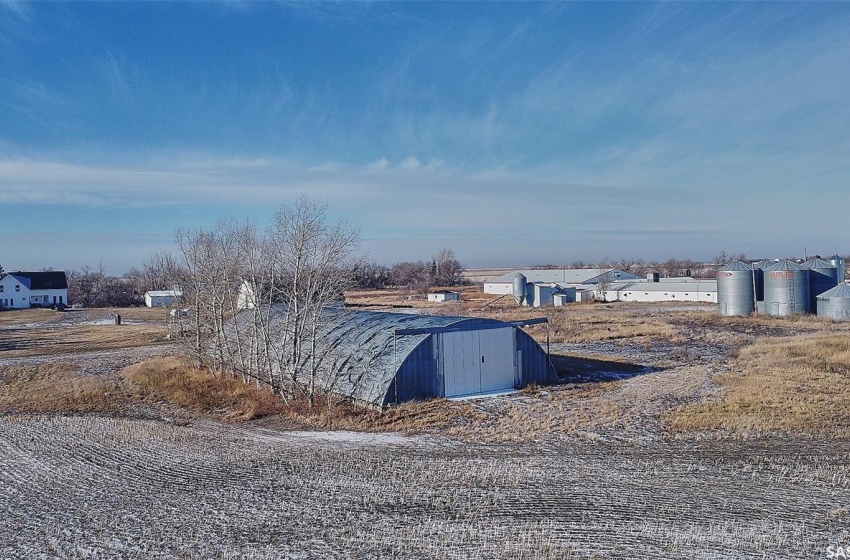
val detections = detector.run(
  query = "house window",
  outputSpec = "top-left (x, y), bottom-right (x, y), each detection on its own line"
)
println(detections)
top-left (0, 285), bottom-right (3, 292)
top-left (15, 285), bottom-right (20, 292)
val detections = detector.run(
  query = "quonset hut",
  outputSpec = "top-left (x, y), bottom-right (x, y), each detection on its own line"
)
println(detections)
top-left (235, 309), bottom-right (558, 409)
top-left (326, 311), bottom-right (556, 408)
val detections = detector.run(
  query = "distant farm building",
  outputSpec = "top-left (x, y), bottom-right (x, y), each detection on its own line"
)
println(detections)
top-left (600, 277), bottom-right (718, 303)
top-left (238, 309), bottom-right (556, 408)
top-left (484, 268), bottom-right (639, 296)
top-left (144, 290), bottom-right (182, 307)
top-left (0, 271), bottom-right (68, 309)
top-left (427, 290), bottom-right (461, 303)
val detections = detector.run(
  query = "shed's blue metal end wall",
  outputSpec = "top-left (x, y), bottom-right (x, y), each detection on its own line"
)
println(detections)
top-left (384, 337), bottom-right (442, 407)
top-left (384, 326), bottom-right (555, 407)
top-left (516, 329), bottom-right (557, 386)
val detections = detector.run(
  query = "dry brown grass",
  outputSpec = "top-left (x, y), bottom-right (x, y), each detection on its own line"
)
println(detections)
top-left (86, 306), bottom-right (172, 323)
top-left (0, 308), bottom-right (56, 327)
top-left (345, 285), bottom-right (500, 310)
top-left (670, 334), bottom-right (850, 437)
top-left (0, 324), bottom-right (169, 358)
top-left (675, 310), bottom-right (850, 333)
top-left (0, 363), bottom-right (126, 414)
top-left (122, 358), bottom-right (286, 420)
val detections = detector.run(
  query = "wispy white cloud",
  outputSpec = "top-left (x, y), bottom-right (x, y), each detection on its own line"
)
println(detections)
top-left (0, 0), bottom-right (29, 21)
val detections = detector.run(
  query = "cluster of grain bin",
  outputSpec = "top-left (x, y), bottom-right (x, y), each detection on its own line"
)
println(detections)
top-left (717, 256), bottom-right (848, 319)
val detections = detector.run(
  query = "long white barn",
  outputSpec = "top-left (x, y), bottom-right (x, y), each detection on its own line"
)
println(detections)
top-left (0, 271), bottom-right (69, 309)
top-left (601, 279), bottom-right (718, 303)
top-left (484, 268), bottom-right (640, 295)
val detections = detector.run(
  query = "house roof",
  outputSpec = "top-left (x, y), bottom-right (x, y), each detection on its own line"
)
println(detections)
top-left (486, 268), bottom-right (640, 285)
top-left (2, 271), bottom-right (68, 290)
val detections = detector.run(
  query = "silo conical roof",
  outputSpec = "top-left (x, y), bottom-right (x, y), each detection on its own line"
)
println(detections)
top-left (719, 260), bottom-right (754, 271)
top-left (801, 258), bottom-right (836, 270)
top-left (764, 259), bottom-right (803, 272)
top-left (817, 284), bottom-right (850, 299)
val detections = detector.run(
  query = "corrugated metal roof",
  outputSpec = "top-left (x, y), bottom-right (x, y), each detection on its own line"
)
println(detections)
top-left (763, 259), bottom-right (803, 272)
top-left (817, 284), bottom-right (850, 299)
top-left (487, 269), bottom-right (639, 285)
top-left (719, 261), bottom-right (754, 272)
top-left (801, 258), bottom-right (836, 270)
top-left (146, 290), bottom-right (182, 297)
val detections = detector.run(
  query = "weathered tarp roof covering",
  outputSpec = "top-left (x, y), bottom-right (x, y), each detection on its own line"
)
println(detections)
top-left (321, 311), bottom-right (504, 406)
top-left (233, 308), bottom-right (515, 407)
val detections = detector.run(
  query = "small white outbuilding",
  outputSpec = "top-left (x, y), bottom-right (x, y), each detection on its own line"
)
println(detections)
top-left (427, 290), bottom-right (461, 303)
top-left (145, 290), bottom-right (182, 307)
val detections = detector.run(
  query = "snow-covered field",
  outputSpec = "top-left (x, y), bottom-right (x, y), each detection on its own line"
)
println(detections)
top-left (2, 306), bottom-right (850, 558)
top-left (1, 415), bottom-right (848, 559)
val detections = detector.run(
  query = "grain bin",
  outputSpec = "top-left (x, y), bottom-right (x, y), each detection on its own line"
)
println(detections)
top-left (829, 254), bottom-right (846, 283)
top-left (752, 260), bottom-right (773, 302)
top-left (717, 261), bottom-right (755, 316)
top-left (763, 259), bottom-right (810, 316)
top-left (512, 273), bottom-right (527, 305)
top-left (801, 258), bottom-right (839, 310)
top-left (816, 284), bottom-right (850, 320)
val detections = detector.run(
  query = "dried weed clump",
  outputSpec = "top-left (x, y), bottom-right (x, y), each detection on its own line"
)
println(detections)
top-left (669, 334), bottom-right (850, 437)
top-left (122, 358), bottom-right (286, 420)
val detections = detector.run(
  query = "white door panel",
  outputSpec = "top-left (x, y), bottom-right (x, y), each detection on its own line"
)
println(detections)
top-left (479, 327), bottom-right (516, 393)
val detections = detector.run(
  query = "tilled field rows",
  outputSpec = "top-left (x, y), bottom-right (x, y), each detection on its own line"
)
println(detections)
top-left (1, 416), bottom-right (849, 559)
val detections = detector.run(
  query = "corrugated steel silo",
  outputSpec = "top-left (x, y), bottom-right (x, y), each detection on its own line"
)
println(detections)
top-left (763, 259), bottom-right (810, 316)
top-left (752, 260), bottom-right (773, 302)
top-left (817, 284), bottom-right (850, 320)
top-left (829, 255), bottom-right (846, 284)
top-left (801, 258), bottom-right (839, 310)
top-left (512, 273), bottom-right (527, 305)
top-left (716, 260), bottom-right (755, 316)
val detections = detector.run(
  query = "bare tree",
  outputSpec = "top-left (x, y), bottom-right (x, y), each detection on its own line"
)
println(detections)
top-left (432, 248), bottom-right (464, 286)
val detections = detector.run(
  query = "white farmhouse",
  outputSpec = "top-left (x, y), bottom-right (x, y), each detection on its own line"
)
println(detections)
top-left (427, 290), bottom-right (461, 303)
top-left (0, 271), bottom-right (69, 309)
top-left (145, 290), bottom-right (183, 307)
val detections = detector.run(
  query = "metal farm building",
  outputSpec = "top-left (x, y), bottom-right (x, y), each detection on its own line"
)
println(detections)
top-left (243, 309), bottom-right (557, 409)
top-left (327, 311), bottom-right (555, 407)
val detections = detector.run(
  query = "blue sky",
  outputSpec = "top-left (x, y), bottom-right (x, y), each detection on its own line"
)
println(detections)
top-left (1, 1), bottom-right (849, 274)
